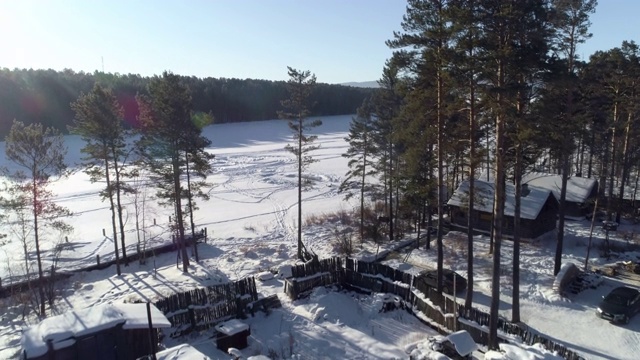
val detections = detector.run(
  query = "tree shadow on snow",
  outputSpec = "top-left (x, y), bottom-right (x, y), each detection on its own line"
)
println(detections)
top-left (465, 290), bottom-right (512, 311)
top-left (524, 323), bottom-right (620, 360)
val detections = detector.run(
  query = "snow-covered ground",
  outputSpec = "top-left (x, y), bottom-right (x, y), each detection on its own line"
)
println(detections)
top-left (1, 114), bottom-right (639, 359)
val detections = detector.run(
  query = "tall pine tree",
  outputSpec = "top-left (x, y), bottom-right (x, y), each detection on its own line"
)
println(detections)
top-left (387, 0), bottom-right (454, 293)
top-left (278, 67), bottom-right (322, 261)
top-left (136, 72), bottom-right (212, 273)
top-left (550, 0), bottom-right (597, 276)
top-left (340, 98), bottom-right (377, 242)
top-left (5, 120), bottom-right (71, 316)
top-left (70, 83), bottom-right (131, 275)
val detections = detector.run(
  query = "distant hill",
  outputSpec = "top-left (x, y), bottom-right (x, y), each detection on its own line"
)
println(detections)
top-left (339, 81), bottom-right (379, 88)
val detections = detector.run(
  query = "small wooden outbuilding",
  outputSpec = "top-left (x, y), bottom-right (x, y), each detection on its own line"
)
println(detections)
top-left (21, 303), bottom-right (171, 360)
top-left (214, 318), bottom-right (250, 352)
top-left (447, 179), bottom-right (558, 240)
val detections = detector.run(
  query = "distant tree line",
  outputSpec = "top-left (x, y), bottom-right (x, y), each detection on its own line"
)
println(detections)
top-left (0, 68), bottom-right (373, 137)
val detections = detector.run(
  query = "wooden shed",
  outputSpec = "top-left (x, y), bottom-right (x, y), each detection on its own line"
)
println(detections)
top-left (21, 303), bottom-right (171, 360)
top-left (214, 318), bottom-right (250, 352)
top-left (447, 179), bottom-right (558, 240)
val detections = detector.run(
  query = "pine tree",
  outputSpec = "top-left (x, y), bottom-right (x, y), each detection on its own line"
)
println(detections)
top-left (340, 98), bottom-right (376, 242)
top-left (550, 0), bottom-right (597, 276)
top-left (4, 120), bottom-right (71, 316)
top-left (278, 67), bottom-right (322, 261)
top-left (183, 112), bottom-right (215, 262)
top-left (387, 0), bottom-right (454, 293)
top-left (474, 0), bottom-right (551, 348)
top-left (70, 83), bottom-right (131, 275)
top-left (370, 62), bottom-right (403, 243)
top-left (613, 41), bottom-right (639, 225)
top-left (136, 71), bottom-right (212, 273)
top-left (450, 0), bottom-right (483, 310)
top-left (393, 79), bottom-right (438, 251)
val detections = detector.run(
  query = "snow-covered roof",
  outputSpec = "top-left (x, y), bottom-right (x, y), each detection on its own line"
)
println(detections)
top-left (214, 318), bottom-right (249, 336)
top-left (447, 179), bottom-right (555, 220)
top-left (522, 172), bottom-right (597, 204)
top-left (156, 344), bottom-right (212, 360)
top-left (445, 330), bottom-right (477, 356)
top-left (21, 303), bottom-right (170, 358)
top-left (113, 303), bottom-right (172, 329)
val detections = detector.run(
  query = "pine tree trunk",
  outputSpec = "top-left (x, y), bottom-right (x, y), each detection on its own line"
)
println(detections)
top-left (606, 100), bottom-right (619, 220)
top-left (599, 133), bottom-right (609, 198)
top-left (112, 147), bottom-right (127, 265)
top-left (465, 79), bottom-right (476, 310)
top-left (616, 115), bottom-right (633, 224)
top-left (32, 175), bottom-right (46, 316)
top-left (185, 151), bottom-right (199, 262)
top-left (436, 3), bottom-right (445, 292)
top-left (360, 157), bottom-right (366, 243)
top-left (489, 60), bottom-right (505, 351)
top-left (555, 156), bottom-right (569, 276)
top-left (588, 123), bottom-right (595, 178)
top-left (298, 116), bottom-right (304, 261)
top-left (389, 139), bottom-right (394, 241)
top-left (512, 144), bottom-right (522, 323)
top-left (105, 157), bottom-right (122, 277)
top-left (173, 151), bottom-right (189, 272)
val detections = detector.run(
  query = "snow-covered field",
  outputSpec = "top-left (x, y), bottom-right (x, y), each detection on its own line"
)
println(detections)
top-left (1, 114), bottom-right (639, 359)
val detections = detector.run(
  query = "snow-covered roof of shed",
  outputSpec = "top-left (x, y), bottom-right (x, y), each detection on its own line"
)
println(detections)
top-left (21, 303), bottom-right (170, 358)
top-left (447, 179), bottom-right (554, 220)
top-left (112, 303), bottom-right (171, 329)
top-left (156, 344), bottom-right (212, 360)
top-left (214, 318), bottom-right (249, 336)
top-left (446, 330), bottom-right (478, 356)
top-left (522, 172), bottom-right (597, 204)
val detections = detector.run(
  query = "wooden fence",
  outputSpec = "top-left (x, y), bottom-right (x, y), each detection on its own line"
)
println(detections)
top-left (154, 277), bottom-right (259, 337)
top-left (285, 257), bottom-right (585, 360)
top-left (0, 232), bottom-right (206, 299)
top-left (284, 271), bottom-right (344, 300)
top-left (345, 257), bottom-right (414, 284)
top-left (290, 257), bottom-right (343, 278)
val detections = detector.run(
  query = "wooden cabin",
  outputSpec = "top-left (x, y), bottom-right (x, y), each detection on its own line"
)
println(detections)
top-left (447, 179), bottom-right (559, 240)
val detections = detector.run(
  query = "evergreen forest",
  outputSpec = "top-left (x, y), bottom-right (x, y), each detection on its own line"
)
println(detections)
top-left (0, 68), bottom-right (372, 137)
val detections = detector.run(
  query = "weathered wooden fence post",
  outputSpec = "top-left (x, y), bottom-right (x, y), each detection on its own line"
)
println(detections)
top-left (187, 305), bottom-right (196, 332)
top-left (146, 302), bottom-right (157, 360)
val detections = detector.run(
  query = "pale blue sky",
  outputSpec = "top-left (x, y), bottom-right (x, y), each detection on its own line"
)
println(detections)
top-left (0, 1), bottom-right (636, 84)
